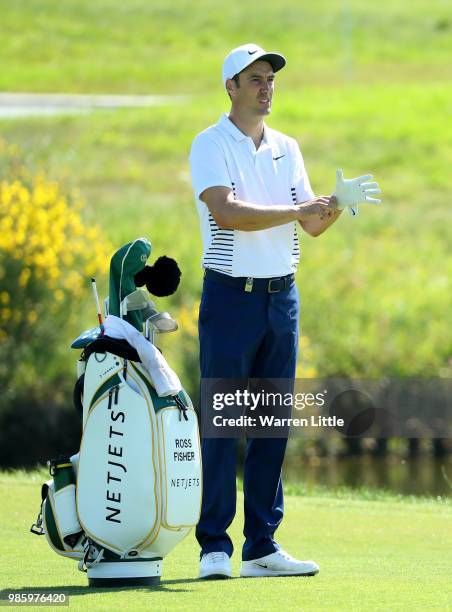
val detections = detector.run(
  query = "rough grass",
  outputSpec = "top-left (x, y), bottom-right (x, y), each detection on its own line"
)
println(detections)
top-left (0, 0), bottom-right (451, 383)
top-left (1, 81), bottom-right (450, 381)
top-left (1, 471), bottom-right (451, 611)
top-left (0, 0), bottom-right (451, 92)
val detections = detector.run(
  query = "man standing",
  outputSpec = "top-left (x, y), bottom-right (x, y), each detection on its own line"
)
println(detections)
top-left (189, 43), bottom-right (381, 580)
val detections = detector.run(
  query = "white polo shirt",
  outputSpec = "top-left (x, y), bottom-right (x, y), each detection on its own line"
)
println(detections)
top-left (189, 113), bottom-right (315, 278)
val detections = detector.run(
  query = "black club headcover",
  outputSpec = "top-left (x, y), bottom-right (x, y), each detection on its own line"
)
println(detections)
top-left (134, 256), bottom-right (181, 297)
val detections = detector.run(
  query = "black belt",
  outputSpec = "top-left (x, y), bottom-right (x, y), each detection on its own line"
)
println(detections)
top-left (204, 268), bottom-right (295, 293)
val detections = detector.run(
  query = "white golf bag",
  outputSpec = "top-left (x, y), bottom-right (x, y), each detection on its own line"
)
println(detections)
top-left (31, 240), bottom-right (202, 586)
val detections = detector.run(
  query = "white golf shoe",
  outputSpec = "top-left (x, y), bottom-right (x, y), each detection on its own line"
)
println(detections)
top-left (240, 550), bottom-right (319, 577)
top-left (199, 551), bottom-right (232, 579)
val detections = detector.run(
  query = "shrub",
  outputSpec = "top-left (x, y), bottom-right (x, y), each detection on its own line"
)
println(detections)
top-left (0, 139), bottom-right (112, 402)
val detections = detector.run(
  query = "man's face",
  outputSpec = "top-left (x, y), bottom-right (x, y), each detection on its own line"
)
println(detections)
top-left (227, 60), bottom-right (275, 116)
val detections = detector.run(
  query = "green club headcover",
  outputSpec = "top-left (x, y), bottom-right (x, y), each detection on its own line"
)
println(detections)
top-left (108, 237), bottom-right (151, 331)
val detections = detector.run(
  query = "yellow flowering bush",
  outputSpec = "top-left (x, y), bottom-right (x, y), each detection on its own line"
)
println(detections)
top-left (0, 139), bottom-right (112, 395)
top-left (296, 334), bottom-right (318, 379)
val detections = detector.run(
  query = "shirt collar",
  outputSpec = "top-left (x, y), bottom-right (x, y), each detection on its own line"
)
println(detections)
top-left (218, 113), bottom-right (271, 147)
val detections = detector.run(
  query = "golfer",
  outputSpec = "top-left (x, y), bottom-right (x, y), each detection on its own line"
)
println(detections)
top-left (189, 43), bottom-right (381, 579)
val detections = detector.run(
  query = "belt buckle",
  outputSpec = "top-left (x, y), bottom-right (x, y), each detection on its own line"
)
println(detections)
top-left (268, 278), bottom-right (281, 293)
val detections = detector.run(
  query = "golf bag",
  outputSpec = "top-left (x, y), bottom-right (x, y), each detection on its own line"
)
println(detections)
top-left (31, 238), bottom-right (202, 586)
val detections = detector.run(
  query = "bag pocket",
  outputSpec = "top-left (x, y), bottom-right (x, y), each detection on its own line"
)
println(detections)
top-left (42, 481), bottom-right (84, 559)
top-left (157, 403), bottom-right (202, 529)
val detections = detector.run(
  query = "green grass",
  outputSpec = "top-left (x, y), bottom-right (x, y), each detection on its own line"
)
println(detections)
top-left (0, 0), bottom-right (451, 92)
top-left (1, 81), bottom-right (450, 383)
top-left (1, 8), bottom-right (450, 607)
top-left (1, 471), bottom-right (451, 611)
top-left (0, 0), bottom-right (451, 387)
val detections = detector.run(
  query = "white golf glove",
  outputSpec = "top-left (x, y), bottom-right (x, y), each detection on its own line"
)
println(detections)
top-left (334, 169), bottom-right (382, 217)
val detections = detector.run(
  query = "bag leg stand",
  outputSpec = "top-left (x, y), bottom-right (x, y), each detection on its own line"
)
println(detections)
top-left (80, 539), bottom-right (162, 587)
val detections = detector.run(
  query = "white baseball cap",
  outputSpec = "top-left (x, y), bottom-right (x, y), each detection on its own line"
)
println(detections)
top-left (222, 43), bottom-right (286, 87)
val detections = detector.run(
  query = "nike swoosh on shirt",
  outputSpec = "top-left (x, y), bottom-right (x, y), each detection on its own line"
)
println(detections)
top-left (248, 50), bottom-right (258, 55)
top-left (273, 155), bottom-right (286, 161)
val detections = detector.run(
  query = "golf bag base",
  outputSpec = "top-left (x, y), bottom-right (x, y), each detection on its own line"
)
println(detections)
top-left (87, 560), bottom-right (162, 587)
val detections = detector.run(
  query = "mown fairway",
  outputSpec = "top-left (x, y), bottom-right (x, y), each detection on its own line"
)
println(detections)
top-left (1, 472), bottom-right (451, 611)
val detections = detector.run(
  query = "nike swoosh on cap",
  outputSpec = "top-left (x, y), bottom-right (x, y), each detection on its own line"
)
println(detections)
top-left (248, 50), bottom-right (258, 55)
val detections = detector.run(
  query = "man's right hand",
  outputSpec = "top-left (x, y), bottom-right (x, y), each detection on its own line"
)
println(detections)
top-left (297, 196), bottom-right (339, 221)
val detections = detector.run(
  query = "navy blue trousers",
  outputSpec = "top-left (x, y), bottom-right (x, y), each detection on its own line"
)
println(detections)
top-left (196, 274), bottom-right (299, 561)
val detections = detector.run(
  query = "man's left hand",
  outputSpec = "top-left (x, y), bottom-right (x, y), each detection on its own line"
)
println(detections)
top-left (333, 169), bottom-right (382, 213)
